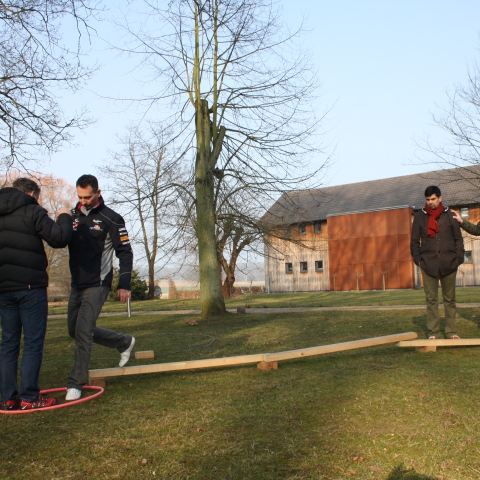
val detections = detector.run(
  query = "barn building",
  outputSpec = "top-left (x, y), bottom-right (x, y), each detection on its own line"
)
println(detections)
top-left (263, 166), bottom-right (480, 292)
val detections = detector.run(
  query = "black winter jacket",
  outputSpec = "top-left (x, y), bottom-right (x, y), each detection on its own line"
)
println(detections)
top-left (69, 197), bottom-right (133, 290)
top-left (0, 187), bottom-right (73, 293)
top-left (410, 206), bottom-right (464, 278)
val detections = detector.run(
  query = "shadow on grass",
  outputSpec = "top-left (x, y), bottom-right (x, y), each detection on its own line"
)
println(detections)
top-left (411, 314), bottom-right (429, 338)
top-left (387, 464), bottom-right (438, 479)
top-left (459, 307), bottom-right (480, 332)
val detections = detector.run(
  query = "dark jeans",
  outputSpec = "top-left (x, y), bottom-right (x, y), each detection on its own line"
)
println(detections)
top-left (67, 286), bottom-right (131, 389)
top-left (0, 288), bottom-right (48, 402)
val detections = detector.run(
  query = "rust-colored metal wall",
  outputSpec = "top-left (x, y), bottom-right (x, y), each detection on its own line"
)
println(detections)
top-left (328, 208), bottom-right (415, 291)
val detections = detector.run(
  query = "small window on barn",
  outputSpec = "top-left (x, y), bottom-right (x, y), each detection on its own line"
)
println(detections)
top-left (315, 260), bottom-right (324, 272)
top-left (465, 251), bottom-right (473, 264)
top-left (461, 207), bottom-right (470, 219)
top-left (300, 261), bottom-right (308, 273)
top-left (285, 262), bottom-right (293, 274)
top-left (298, 224), bottom-right (306, 235)
top-left (314, 222), bottom-right (322, 233)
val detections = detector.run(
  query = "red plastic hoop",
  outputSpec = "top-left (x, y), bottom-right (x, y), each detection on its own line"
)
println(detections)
top-left (0, 386), bottom-right (104, 415)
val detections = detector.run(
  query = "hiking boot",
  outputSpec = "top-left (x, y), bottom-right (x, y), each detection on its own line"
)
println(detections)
top-left (0, 399), bottom-right (19, 411)
top-left (65, 388), bottom-right (82, 401)
top-left (19, 396), bottom-right (58, 410)
top-left (119, 336), bottom-right (136, 367)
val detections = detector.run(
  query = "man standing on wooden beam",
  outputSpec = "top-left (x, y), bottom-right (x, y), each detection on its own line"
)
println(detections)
top-left (65, 174), bottom-right (136, 401)
top-left (410, 185), bottom-right (464, 340)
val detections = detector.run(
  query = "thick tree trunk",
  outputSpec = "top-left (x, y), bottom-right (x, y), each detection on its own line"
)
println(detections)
top-left (195, 99), bottom-right (226, 316)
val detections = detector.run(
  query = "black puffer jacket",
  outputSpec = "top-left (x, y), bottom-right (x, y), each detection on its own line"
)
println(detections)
top-left (0, 187), bottom-right (73, 292)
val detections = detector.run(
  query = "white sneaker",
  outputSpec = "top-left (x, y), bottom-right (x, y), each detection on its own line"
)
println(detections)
top-left (119, 337), bottom-right (135, 367)
top-left (65, 388), bottom-right (82, 401)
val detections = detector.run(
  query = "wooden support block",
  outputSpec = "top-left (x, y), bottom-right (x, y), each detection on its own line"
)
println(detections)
top-left (257, 361), bottom-right (278, 370)
top-left (416, 346), bottom-right (437, 353)
top-left (135, 350), bottom-right (154, 360)
top-left (89, 377), bottom-right (106, 388)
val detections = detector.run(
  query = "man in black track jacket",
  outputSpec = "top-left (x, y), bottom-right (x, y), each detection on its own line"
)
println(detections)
top-left (0, 178), bottom-right (72, 410)
top-left (65, 174), bottom-right (136, 401)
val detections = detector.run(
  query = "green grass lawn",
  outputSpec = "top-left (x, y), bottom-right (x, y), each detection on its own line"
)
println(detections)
top-left (3, 305), bottom-right (480, 479)
top-left (47, 286), bottom-right (480, 315)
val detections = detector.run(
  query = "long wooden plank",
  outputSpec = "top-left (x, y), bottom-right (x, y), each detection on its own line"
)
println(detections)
top-left (89, 353), bottom-right (266, 379)
top-left (89, 332), bottom-right (418, 381)
top-left (263, 332), bottom-right (418, 362)
top-left (397, 339), bottom-right (480, 347)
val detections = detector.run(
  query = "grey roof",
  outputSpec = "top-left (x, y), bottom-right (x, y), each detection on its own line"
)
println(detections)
top-left (263, 165), bottom-right (480, 225)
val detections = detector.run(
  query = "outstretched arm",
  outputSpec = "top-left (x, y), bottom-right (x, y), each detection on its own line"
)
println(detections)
top-left (35, 207), bottom-right (73, 248)
top-left (452, 210), bottom-right (480, 236)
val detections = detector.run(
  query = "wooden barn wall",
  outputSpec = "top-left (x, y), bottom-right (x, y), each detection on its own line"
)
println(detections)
top-left (328, 208), bottom-right (415, 291)
top-left (265, 221), bottom-right (329, 292)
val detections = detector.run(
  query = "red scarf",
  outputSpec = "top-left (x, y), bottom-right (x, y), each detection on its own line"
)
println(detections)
top-left (424, 203), bottom-right (444, 238)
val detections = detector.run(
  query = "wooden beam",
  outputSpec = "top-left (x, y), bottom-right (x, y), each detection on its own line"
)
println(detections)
top-left (135, 350), bottom-right (155, 360)
top-left (263, 332), bottom-right (418, 362)
top-left (397, 339), bottom-right (480, 352)
top-left (398, 339), bottom-right (480, 347)
top-left (88, 332), bottom-right (417, 382)
top-left (89, 353), bottom-right (266, 380)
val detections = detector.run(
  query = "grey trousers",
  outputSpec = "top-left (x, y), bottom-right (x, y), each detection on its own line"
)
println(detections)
top-left (420, 268), bottom-right (457, 338)
top-left (67, 286), bottom-right (131, 389)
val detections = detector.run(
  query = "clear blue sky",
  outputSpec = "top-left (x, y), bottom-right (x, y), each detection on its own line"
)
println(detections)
top-left (45, 0), bottom-right (480, 189)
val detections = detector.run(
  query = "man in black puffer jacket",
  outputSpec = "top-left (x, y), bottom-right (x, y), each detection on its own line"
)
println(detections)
top-left (0, 178), bottom-right (72, 410)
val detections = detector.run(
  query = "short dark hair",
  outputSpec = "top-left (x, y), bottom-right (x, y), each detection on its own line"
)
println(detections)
top-left (76, 174), bottom-right (98, 192)
top-left (424, 185), bottom-right (441, 198)
top-left (12, 177), bottom-right (40, 196)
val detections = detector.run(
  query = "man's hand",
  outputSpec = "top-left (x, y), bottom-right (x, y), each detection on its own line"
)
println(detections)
top-left (56, 207), bottom-right (72, 217)
top-left (451, 210), bottom-right (464, 223)
top-left (118, 289), bottom-right (131, 303)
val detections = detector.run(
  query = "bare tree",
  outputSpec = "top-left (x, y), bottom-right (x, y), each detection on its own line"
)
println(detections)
top-left (415, 52), bottom-right (480, 188)
top-left (216, 215), bottom-right (260, 298)
top-left (0, 0), bottom-right (98, 170)
top-left (116, 0), bottom-right (328, 316)
top-left (100, 126), bottom-right (186, 299)
top-left (178, 177), bottom-right (323, 299)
